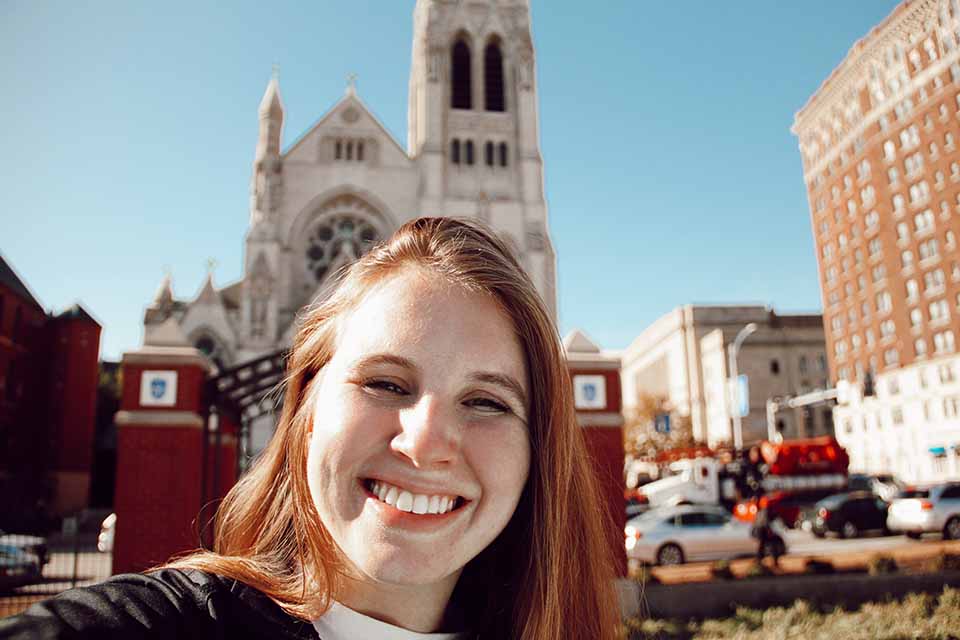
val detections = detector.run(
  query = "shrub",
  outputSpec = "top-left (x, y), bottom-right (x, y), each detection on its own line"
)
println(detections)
top-left (744, 560), bottom-right (775, 579)
top-left (868, 554), bottom-right (899, 576)
top-left (924, 552), bottom-right (960, 573)
top-left (803, 558), bottom-right (836, 575)
top-left (711, 559), bottom-right (735, 580)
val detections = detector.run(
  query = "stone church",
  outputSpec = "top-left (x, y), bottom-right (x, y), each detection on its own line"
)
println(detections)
top-left (142, 0), bottom-right (556, 429)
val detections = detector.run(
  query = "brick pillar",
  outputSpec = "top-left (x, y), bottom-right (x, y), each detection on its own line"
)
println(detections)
top-left (112, 346), bottom-right (213, 575)
top-left (565, 331), bottom-right (627, 577)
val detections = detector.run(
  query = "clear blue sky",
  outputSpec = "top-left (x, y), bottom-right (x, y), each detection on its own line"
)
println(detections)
top-left (1, 1), bottom-right (902, 361)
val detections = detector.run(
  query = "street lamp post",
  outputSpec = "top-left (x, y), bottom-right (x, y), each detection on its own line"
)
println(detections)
top-left (728, 322), bottom-right (758, 451)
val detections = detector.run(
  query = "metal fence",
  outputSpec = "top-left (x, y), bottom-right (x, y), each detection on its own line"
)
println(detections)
top-left (1, 514), bottom-right (113, 618)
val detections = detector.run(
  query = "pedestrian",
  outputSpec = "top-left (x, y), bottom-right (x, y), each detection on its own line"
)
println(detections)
top-left (752, 504), bottom-right (780, 566)
top-left (0, 217), bottom-right (620, 639)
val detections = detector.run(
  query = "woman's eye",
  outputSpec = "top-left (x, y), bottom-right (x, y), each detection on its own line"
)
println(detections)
top-left (465, 397), bottom-right (511, 414)
top-left (363, 380), bottom-right (408, 395)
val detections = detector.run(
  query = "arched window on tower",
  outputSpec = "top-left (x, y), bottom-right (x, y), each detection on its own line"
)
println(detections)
top-left (451, 138), bottom-right (461, 165)
top-left (498, 142), bottom-right (508, 167)
top-left (451, 39), bottom-right (472, 109)
top-left (485, 142), bottom-right (494, 167)
top-left (465, 140), bottom-right (475, 165)
top-left (484, 40), bottom-right (505, 112)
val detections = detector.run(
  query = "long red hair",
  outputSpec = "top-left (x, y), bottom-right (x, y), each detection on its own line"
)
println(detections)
top-left (167, 217), bottom-right (619, 639)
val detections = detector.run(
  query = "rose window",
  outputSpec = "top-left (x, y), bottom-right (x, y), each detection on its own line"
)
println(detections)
top-left (306, 215), bottom-right (379, 282)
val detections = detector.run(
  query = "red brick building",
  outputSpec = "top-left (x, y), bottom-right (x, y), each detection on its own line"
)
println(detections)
top-left (0, 253), bottom-right (102, 528)
top-left (792, 0), bottom-right (960, 480)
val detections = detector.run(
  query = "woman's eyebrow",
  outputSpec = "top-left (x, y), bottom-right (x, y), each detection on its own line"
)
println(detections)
top-left (469, 372), bottom-right (528, 407)
top-left (349, 353), bottom-right (418, 372)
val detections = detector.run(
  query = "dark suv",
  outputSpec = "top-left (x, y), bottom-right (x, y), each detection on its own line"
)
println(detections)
top-left (802, 491), bottom-right (890, 538)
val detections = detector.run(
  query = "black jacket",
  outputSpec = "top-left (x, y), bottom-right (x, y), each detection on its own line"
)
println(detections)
top-left (0, 569), bottom-right (320, 639)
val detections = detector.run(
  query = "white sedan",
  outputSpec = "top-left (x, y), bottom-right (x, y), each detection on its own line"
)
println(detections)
top-left (624, 504), bottom-right (787, 565)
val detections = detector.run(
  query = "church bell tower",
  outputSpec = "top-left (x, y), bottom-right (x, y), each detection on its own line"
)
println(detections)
top-left (408, 0), bottom-right (556, 318)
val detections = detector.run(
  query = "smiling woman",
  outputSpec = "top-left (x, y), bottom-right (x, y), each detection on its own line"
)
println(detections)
top-left (0, 218), bottom-right (619, 640)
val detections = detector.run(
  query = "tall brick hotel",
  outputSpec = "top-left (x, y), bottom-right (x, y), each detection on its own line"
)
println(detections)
top-left (793, 0), bottom-right (960, 481)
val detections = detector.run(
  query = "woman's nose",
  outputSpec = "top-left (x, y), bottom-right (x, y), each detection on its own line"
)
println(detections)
top-left (391, 395), bottom-right (460, 468)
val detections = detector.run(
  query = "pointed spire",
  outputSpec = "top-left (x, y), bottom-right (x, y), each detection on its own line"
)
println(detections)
top-left (196, 272), bottom-right (219, 306)
top-left (258, 68), bottom-right (284, 120)
top-left (346, 72), bottom-right (358, 96)
top-left (153, 270), bottom-right (174, 307)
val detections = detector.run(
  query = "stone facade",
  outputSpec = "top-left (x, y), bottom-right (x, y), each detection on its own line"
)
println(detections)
top-left (620, 305), bottom-right (830, 447)
top-left (793, 0), bottom-right (960, 480)
top-left (142, 0), bottom-right (557, 412)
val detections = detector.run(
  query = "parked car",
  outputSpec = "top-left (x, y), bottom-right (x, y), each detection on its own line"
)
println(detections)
top-left (624, 504), bottom-right (787, 566)
top-left (887, 482), bottom-right (960, 540)
top-left (734, 488), bottom-right (839, 528)
top-left (98, 513), bottom-right (116, 553)
top-left (848, 473), bottom-right (906, 502)
top-left (799, 491), bottom-right (890, 538)
top-left (0, 530), bottom-right (48, 568)
top-left (0, 544), bottom-right (43, 590)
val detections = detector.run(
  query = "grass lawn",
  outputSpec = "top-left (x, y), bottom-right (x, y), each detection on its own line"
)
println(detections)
top-left (624, 586), bottom-right (960, 639)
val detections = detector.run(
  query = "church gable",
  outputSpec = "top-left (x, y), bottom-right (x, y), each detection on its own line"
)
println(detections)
top-left (284, 94), bottom-right (411, 169)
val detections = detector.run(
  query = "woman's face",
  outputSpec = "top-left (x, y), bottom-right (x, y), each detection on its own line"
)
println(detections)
top-left (306, 267), bottom-right (531, 593)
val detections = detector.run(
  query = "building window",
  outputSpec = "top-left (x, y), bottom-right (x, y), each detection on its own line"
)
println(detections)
top-left (483, 40), bottom-right (505, 112)
top-left (897, 222), bottom-right (910, 242)
top-left (883, 348), bottom-right (900, 366)
top-left (935, 328), bottom-right (956, 353)
top-left (901, 249), bottom-right (914, 269)
top-left (944, 397), bottom-right (959, 418)
top-left (485, 141), bottom-right (495, 167)
top-left (930, 299), bottom-right (950, 323)
top-left (919, 238), bottom-right (939, 261)
top-left (451, 39), bottom-right (473, 109)
top-left (465, 140), bottom-right (475, 165)
top-left (892, 407), bottom-right (904, 425)
top-left (770, 359), bottom-right (780, 375)
top-left (876, 291), bottom-right (892, 313)
top-left (335, 140), bottom-right (342, 160)
top-left (498, 142), bottom-right (508, 167)
top-left (906, 278), bottom-right (919, 300)
top-left (450, 138), bottom-right (461, 165)
top-left (940, 364), bottom-right (956, 383)
top-left (357, 141), bottom-right (364, 162)
top-left (799, 355), bottom-right (808, 373)
top-left (910, 307), bottom-right (923, 328)
top-left (924, 269), bottom-right (945, 293)
top-left (915, 337), bottom-right (928, 357)
top-left (914, 209), bottom-right (935, 233)
top-left (881, 319), bottom-right (896, 338)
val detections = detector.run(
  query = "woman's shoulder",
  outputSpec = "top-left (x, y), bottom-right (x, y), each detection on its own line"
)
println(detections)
top-left (0, 569), bottom-right (317, 639)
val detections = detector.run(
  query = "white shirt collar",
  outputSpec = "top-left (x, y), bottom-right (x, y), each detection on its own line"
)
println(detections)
top-left (312, 601), bottom-right (470, 640)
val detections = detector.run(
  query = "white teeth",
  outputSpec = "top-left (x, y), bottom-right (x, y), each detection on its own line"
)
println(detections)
top-left (412, 494), bottom-right (429, 514)
top-left (367, 479), bottom-right (459, 515)
top-left (396, 491), bottom-right (414, 512)
top-left (385, 486), bottom-right (399, 506)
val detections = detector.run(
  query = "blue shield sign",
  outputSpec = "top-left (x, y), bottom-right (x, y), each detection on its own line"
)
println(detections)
top-left (150, 378), bottom-right (167, 400)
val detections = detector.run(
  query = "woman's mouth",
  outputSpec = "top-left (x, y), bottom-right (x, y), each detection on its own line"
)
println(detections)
top-left (364, 479), bottom-right (464, 515)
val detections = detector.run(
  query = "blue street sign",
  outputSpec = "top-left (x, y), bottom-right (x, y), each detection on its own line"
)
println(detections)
top-left (737, 374), bottom-right (749, 418)
top-left (654, 413), bottom-right (671, 434)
